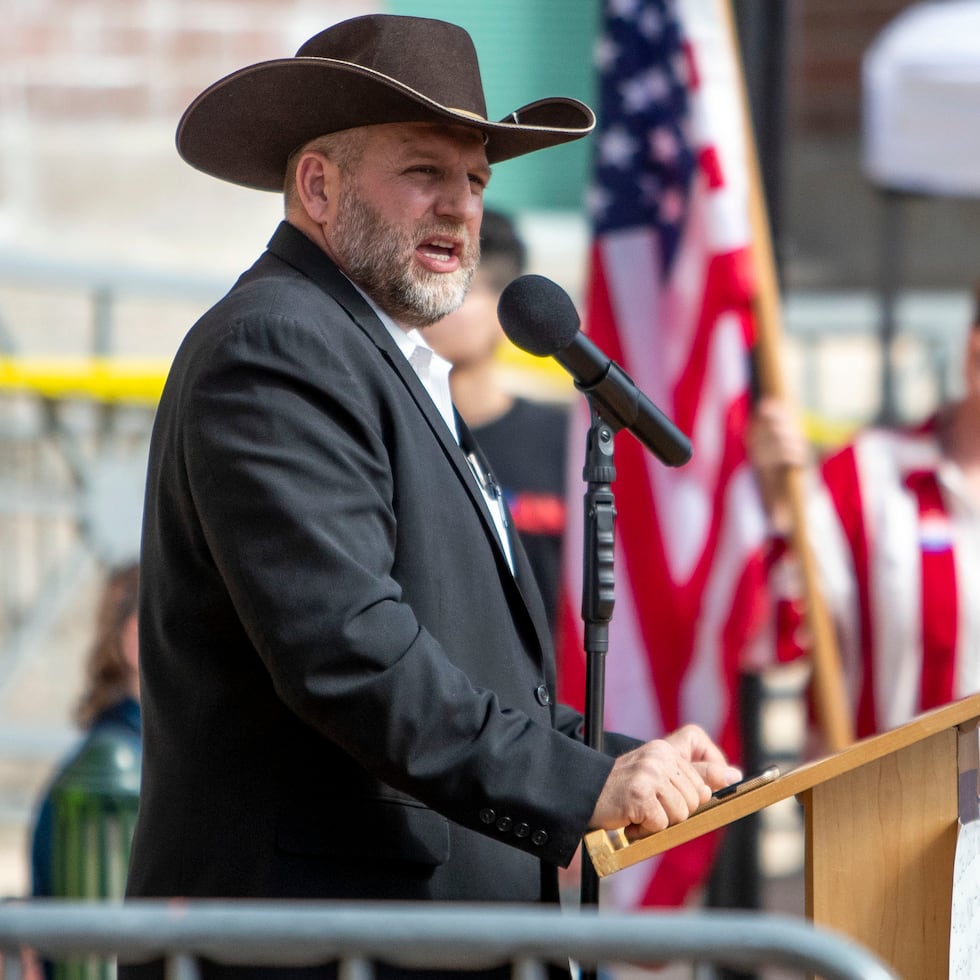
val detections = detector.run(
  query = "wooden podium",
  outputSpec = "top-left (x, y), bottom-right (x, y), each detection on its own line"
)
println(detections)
top-left (584, 693), bottom-right (980, 979)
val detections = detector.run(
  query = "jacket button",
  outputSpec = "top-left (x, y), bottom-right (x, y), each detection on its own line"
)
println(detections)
top-left (535, 684), bottom-right (551, 706)
top-left (514, 822), bottom-right (530, 838)
top-left (479, 808), bottom-right (496, 825)
top-left (496, 816), bottom-right (513, 833)
top-left (531, 829), bottom-right (548, 846)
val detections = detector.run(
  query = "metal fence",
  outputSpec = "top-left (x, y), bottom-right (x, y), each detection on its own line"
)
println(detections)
top-left (0, 902), bottom-right (897, 980)
top-left (0, 254), bottom-right (224, 690)
top-left (782, 288), bottom-right (973, 434)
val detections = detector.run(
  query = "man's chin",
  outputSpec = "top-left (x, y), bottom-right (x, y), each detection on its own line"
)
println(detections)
top-left (401, 305), bottom-right (464, 330)
top-left (402, 278), bottom-right (471, 326)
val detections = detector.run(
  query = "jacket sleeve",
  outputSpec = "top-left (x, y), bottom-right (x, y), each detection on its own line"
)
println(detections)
top-left (553, 702), bottom-right (644, 758)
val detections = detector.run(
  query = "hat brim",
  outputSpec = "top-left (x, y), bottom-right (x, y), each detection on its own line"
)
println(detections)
top-left (176, 58), bottom-right (596, 192)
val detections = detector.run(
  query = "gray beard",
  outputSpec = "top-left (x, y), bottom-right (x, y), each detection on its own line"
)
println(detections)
top-left (331, 187), bottom-right (478, 329)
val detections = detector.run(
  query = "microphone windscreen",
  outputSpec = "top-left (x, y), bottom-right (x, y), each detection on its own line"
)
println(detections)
top-left (497, 274), bottom-right (581, 357)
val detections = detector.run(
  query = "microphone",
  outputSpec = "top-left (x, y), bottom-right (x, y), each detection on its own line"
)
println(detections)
top-left (497, 274), bottom-right (692, 467)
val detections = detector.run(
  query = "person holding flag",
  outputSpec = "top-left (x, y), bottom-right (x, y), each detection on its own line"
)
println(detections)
top-left (750, 280), bottom-right (980, 737)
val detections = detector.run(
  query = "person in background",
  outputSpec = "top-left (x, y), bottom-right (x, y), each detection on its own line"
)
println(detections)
top-left (24, 562), bottom-right (140, 980)
top-left (30, 561), bottom-right (141, 900)
top-left (749, 281), bottom-right (980, 736)
top-left (124, 19), bottom-right (741, 975)
top-left (425, 209), bottom-right (569, 631)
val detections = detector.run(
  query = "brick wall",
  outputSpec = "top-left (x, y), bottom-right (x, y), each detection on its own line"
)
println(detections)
top-left (780, 0), bottom-right (980, 288)
top-left (2, 0), bottom-right (919, 133)
top-left (0, 1), bottom-right (378, 275)
top-left (2, 0), bottom-right (373, 122)
top-left (789, 0), bottom-right (914, 134)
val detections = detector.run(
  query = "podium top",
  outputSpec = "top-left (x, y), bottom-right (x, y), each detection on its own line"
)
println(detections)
top-left (585, 692), bottom-right (980, 877)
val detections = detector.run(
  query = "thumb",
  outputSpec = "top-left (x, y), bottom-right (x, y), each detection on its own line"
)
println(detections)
top-left (696, 762), bottom-right (743, 792)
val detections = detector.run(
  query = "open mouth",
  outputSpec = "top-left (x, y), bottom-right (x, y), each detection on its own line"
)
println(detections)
top-left (415, 236), bottom-right (464, 274)
top-left (418, 238), bottom-right (460, 263)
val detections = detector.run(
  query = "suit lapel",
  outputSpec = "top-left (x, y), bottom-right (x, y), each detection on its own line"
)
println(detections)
top-left (266, 224), bottom-right (483, 531)
top-left (456, 415), bottom-right (554, 659)
top-left (265, 223), bottom-right (552, 659)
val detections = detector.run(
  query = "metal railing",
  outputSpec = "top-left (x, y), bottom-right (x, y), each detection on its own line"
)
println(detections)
top-left (0, 252), bottom-right (227, 707)
top-left (783, 287), bottom-right (972, 436)
top-left (0, 902), bottom-right (898, 980)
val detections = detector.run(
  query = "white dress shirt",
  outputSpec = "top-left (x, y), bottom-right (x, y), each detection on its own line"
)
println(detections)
top-left (354, 287), bottom-right (515, 573)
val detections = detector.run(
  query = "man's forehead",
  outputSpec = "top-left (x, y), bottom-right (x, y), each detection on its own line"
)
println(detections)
top-left (363, 121), bottom-right (488, 154)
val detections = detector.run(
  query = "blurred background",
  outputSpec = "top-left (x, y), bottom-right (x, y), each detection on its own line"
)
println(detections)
top-left (1, 0), bottom-right (979, 910)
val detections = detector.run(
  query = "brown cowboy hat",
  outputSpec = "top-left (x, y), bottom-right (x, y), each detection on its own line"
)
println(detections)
top-left (176, 14), bottom-right (596, 192)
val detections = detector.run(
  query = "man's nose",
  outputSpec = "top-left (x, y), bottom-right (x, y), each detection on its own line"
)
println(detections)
top-left (434, 172), bottom-right (481, 220)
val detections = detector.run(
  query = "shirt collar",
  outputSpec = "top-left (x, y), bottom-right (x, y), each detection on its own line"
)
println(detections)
top-left (348, 279), bottom-right (458, 441)
top-left (344, 279), bottom-right (511, 571)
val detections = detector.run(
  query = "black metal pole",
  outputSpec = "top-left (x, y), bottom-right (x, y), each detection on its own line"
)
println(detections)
top-left (705, 671), bottom-right (766, 980)
top-left (876, 188), bottom-right (905, 425)
top-left (733, 0), bottom-right (789, 282)
top-left (578, 409), bottom-right (617, 980)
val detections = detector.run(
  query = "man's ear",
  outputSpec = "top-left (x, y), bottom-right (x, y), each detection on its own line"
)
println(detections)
top-left (294, 151), bottom-right (339, 224)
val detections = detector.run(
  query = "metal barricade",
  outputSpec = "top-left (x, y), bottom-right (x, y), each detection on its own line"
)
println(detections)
top-left (0, 902), bottom-right (897, 980)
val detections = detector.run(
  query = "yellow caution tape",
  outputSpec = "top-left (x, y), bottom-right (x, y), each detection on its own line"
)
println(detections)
top-left (0, 356), bottom-right (170, 404)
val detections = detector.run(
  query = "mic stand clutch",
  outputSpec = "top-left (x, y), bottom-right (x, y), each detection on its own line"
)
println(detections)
top-left (579, 406), bottom-right (617, 937)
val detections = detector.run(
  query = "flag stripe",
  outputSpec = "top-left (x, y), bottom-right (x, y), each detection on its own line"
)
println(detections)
top-left (560, 0), bottom-right (768, 908)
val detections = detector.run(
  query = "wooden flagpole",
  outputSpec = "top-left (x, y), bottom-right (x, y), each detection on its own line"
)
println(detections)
top-left (719, 0), bottom-right (854, 752)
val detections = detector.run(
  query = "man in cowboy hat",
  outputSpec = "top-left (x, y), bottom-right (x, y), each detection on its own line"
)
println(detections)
top-left (127, 12), bottom-right (738, 938)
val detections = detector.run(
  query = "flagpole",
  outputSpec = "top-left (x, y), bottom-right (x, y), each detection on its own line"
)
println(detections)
top-left (719, 0), bottom-right (854, 752)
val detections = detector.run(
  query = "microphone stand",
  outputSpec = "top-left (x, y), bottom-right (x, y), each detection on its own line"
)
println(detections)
top-left (578, 405), bottom-right (617, 971)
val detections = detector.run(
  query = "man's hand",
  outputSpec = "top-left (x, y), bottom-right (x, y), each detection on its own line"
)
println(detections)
top-left (588, 724), bottom-right (741, 836)
top-left (747, 397), bottom-right (810, 534)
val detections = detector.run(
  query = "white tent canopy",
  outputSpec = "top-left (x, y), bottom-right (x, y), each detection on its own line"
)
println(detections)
top-left (863, 0), bottom-right (980, 197)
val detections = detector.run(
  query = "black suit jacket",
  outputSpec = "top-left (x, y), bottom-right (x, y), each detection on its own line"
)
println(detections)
top-left (126, 222), bottom-right (638, 909)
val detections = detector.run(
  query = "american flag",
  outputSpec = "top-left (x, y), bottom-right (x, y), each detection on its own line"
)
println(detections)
top-left (556, 0), bottom-right (770, 908)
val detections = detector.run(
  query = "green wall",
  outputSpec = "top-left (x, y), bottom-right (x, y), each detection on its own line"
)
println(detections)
top-left (389, 0), bottom-right (599, 213)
